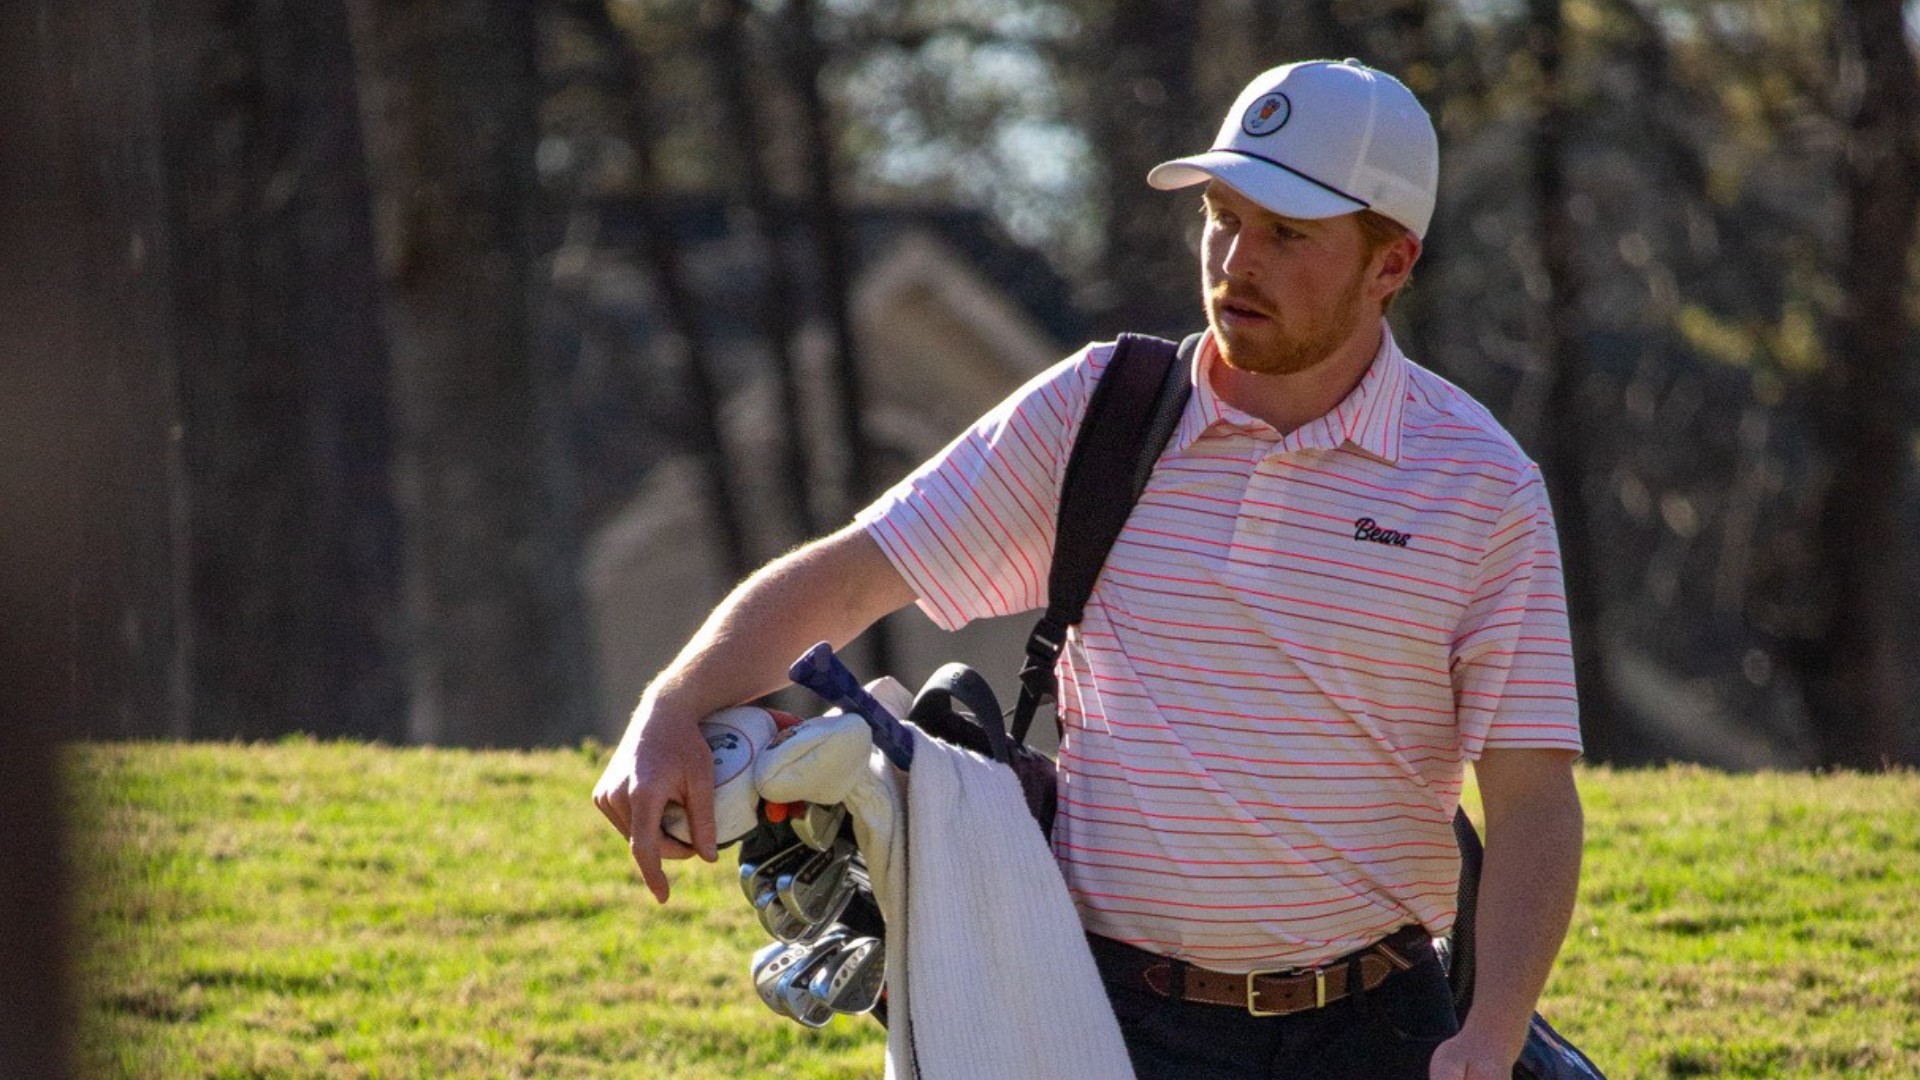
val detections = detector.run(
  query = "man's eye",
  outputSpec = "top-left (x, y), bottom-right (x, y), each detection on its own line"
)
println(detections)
top-left (1273, 224), bottom-right (1304, 240)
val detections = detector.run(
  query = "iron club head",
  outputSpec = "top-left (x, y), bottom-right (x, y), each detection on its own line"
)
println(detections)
top-left (750, 940), bottom-right (801, 1020)
top-left (755, 890), bottom-right (823, 943)
top-left (808, 935), bottom-right (885, 1014)
top-left (790, 801), bottom-right (848, 851)
top-left (776, 838), bottom-right (858, 925)
top-left (743, 841), bottom-right (815, 910)
top-left (775, 934), bottom-right (848, 1028)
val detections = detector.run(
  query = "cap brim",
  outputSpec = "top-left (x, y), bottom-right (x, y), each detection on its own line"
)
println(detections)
top-left (1147, 152), bottom-right (1368, 221)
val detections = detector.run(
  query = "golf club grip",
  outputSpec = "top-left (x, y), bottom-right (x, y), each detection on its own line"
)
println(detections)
top-left (789, 642), bottom-right (916, 771)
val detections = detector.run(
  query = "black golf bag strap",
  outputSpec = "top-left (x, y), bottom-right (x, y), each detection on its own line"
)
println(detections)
top-left (1011, 331), bottom-right (1199, 746)
top-left (908, 662), bottom-right (1014, 764)
top-left (1449, 807), bottom-right (1484, 1014)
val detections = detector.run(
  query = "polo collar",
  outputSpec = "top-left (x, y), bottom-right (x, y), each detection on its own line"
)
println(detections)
top-left (1175, 322), bottom-right (1408, 463)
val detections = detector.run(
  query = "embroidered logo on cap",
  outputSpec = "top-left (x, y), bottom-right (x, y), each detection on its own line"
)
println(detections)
top-left (1242, 92), bottom-right (1291, 136)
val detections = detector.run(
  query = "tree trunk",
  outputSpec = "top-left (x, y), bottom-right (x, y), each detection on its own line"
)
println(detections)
top-left (0, 3), bottom-right (111, 1070)
top-left (351, 0), bottom-right (592, 747)
top-left (1080, 0), bottom-right (1206, 338)
top-left (555, 0), bottom-right (754, 583)
top-left (709, 0), bottom-right (822, 539)
top-left (784, 0), bottom-right (894, 674)
top-left (124, 0), bottom-right (407, 742)
top-left (11, 0), bottom-right (190, 743)
top-left (1807, 0), bottom-right (1919, 768)
top-left (1529, 0), bottom-right (1624, 763)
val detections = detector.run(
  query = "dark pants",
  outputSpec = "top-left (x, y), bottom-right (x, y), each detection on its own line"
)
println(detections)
top-left (1088, 935), bottom-right (1461, 1080)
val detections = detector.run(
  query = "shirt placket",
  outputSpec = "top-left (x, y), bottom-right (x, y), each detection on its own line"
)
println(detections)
top-left (1224, 441), bottom-right (1291, 595)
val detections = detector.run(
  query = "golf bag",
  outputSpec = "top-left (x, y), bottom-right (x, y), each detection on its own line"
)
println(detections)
top-left (907, 331), bottom-right (1605, 1079)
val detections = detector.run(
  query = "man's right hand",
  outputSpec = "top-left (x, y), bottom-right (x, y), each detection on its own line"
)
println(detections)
top-left (588, 524), bottom-right (918, 903)
top-left (592, 700), bottom-right (718, 903)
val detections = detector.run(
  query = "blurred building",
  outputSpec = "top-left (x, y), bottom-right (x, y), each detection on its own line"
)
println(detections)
top-left (549, 200), bottom-right (1095, 742)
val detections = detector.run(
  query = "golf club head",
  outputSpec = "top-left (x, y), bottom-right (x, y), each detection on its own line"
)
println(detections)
top-left (755, 890), bottom-right (821, 943)
top-left (776, 838), bottom-right (857, 925)
top-left (744, 841), bottom-right (815, 911)
top-left (750, 940), bottom-right (801, 1020)
top-left (736, 819), bottom-right (802, 903)
top-left (770, 872), bottom-right (856, 940)
top-left (808, 935), bottom-right (885, 1014)
top-left (775, 934), bottom-right (848, 1028)
top-left (791, 801), bottom-right (848, 851)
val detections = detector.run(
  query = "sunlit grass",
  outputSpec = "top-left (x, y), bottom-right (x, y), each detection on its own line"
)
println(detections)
top-left (69, 745), bottom-right (1920, 1078)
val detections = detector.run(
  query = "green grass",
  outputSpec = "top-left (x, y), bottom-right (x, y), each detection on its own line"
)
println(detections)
top-left (68, 744), bottom-right (1920, 1078)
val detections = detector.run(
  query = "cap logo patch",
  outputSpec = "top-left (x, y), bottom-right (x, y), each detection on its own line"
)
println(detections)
top-left (1242, 92), bottom-right (1291, 136)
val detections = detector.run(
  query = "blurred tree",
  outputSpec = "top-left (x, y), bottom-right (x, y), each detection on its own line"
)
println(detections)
top-left (1072, 0), bottom-right (1208, 336)
top-left (3, 4), bottom-right (90, 1071)
top-left (1806, 0), bottom-right (1919, 767)
top-left (783, 0), bottom-right (883, 512)
top-left (781, 0), bottom-right (897, 672)
top-left (550, 0), bottom-right (753, 582)
top-left (1528, 0), bottom-right (1624, 761)
top-left (708, 0), bottom-right (823, 537)
top-left (143, 0), bottom-right (405, 741)
top-left (16, 0), bottom-right (188, 741)
top-left (351, 0), bottom-right (594, 747)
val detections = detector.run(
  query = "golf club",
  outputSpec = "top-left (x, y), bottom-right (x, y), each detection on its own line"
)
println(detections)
top-left (743, 840), bottom-right (815, 910)
top-left (755, 888), bottom-right (823, 943)
top-left (789, 642), bottom-right (916, 771)
top-left (776, 837), bottom-right (858, 925)
top-left (750, 939), bottom-right (800, 1020)
top-left (775, 935), bottom-right (849, 1028)
top-left (791, 801), bottom-right (848, 851)
top-left (808, 935), bottom-right (885, 1014)
top-left (753, 929), bottom-right (849, 1019)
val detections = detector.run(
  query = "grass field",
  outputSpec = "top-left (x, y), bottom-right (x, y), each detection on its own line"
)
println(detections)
top-left (68, 742), bottom-right (1920, 1078)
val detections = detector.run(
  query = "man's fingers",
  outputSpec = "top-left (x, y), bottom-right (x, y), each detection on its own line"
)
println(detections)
top-left (600, 710), bottom-right (724, 899)
top-left (631, 844), bottom-right (671, 904)
top-left (627, 805), bottom-right (672, 903)
top-left (682, 769), bottom-right (720, 862)
top-left (595, 788), bottom-right (632, 839)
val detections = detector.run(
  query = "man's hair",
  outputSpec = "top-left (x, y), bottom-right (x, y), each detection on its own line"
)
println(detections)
top-left (1355, 209), bottom-right (1413, 313)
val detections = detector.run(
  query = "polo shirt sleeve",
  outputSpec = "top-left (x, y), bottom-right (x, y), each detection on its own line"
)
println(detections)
top-left (1451, 463), bottom-right (1584, 758)
top-left (855, 347), bottom-right (1098, 631)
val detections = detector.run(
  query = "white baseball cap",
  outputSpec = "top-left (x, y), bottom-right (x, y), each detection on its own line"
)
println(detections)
top-left (1147, 59), bottom-right (1439, 239)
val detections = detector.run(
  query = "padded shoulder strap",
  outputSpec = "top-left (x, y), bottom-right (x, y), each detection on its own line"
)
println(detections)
top-left (1011, 332), bottom-right (1198, 745)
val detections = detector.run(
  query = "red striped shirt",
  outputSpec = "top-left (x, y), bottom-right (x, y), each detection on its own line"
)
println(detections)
top-left (858, 328), bottom-right (1582, 971)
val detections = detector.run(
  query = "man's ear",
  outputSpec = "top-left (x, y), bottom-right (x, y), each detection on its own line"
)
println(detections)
top-left (1377, 233), bottom-right (1421, 287)
top-left (1370, 232), bottom-right (1422, 305)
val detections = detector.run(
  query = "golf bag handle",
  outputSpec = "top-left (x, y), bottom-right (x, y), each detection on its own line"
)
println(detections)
top-left (907, 663), bottom-right (1015, 764)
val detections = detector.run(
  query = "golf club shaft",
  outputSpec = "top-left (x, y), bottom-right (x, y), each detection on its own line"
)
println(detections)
top-left (788, 642), bottom-right (915, 771)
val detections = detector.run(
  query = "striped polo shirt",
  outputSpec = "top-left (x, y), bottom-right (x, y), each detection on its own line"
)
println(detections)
top-left (857, 326), bottom-right (1582, 972)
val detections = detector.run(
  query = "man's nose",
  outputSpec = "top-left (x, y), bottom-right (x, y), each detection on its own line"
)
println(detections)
top-left (1220, 231), bottom-right (1265, 279)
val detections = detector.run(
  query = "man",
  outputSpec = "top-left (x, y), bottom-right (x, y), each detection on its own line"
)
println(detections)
top-left (595, 59), bottom-right (1584, 1080)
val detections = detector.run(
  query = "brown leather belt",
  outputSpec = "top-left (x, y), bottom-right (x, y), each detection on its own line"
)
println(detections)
top-left (1092, 925), bottom-right (1430, 1017)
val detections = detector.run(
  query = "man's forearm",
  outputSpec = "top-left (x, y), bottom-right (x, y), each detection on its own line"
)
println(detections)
top-left (636, 523), bottom-right (918, 730)
top-left (1458, 753), bottom-right (1585, 1060)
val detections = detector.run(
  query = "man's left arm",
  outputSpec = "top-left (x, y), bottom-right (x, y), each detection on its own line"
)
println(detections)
top-left (1429, 746), bottom-right (1584, 1080)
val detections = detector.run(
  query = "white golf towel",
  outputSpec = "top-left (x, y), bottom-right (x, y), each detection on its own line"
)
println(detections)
top-left (890, 731), bottom-right (1135, 1080)
top-left (753, 688), bottom-right (1133, 1080)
